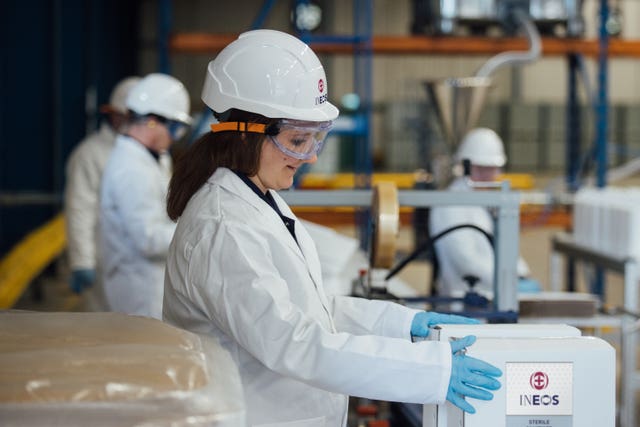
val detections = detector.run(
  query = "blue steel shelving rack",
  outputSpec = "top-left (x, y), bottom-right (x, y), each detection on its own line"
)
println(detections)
top-left (565, 0), bottom-right (610, 296)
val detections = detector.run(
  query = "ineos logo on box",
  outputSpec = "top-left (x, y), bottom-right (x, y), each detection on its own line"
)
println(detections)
top-left (506, 362), bottom-right (573, 416)
top-left (530, 372), bottom-right (549, 390)
top-left (520, 394), bottom-right (560, 406)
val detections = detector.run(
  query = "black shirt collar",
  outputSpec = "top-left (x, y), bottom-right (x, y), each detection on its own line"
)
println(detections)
top-left (232, 170), bottom-right (297, 243)
top-left (123, 134), bottom-right (161, 163)
top-left (232, 170), bottom-right (278, 211)
top-left (146, 147), bottom-right (160, 162)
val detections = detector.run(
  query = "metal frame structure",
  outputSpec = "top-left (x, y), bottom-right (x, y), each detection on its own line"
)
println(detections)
top-left (549, 232), bottom-right (638, 427)
top-left (279, 187), bottom-right (521, 313)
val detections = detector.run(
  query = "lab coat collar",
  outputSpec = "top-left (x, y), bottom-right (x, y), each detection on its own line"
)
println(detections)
top-left (211, 168), bottom-right (304, 259)
top-left (211, 168), bottom-right (326, 300)
top-left (116, 134), bottom-right (159, 165)
top-left (232, 170), bottom-right (298, 243)
top-left (98, 122), bottom-right (117, 140)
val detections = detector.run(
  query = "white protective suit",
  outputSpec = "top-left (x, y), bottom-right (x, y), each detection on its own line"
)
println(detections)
top-left (99, 135), bottom-right (175, 319)
top-left (65, 123), bottom-right (116, 273)
top-left (163, 168), bottom-right (452, 427)
top-left (429, 177), bottom-right (530, 296)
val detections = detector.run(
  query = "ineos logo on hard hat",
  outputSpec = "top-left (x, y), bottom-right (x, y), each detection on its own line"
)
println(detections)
top-left (530, 372), bottom-right (549, 390)
top-left (318, 79), bottom-right (324, 93)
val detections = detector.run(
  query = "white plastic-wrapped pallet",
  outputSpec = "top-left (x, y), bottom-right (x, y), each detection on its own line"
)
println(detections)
top-left (628, 189), bottom-right (640, 260)
top-left (573, 186), bottom-right (640, 260)
top-left (0, 311), bottom-right (245, 427)
top-left (573, 187), bottom-right (596, 249)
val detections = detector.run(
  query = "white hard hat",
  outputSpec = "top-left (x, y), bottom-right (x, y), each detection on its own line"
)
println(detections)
top-left (108, 76), bottom-right (141, 114)
top-left (126, 73), bottom-right (192, 125)
top-left (456, 127), bottom-right (506, 167)
top-left (201, 29), bottom-right (339, 122)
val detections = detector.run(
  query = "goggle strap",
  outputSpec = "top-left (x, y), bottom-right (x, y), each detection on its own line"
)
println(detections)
top-left (210, 122), bottom-right (267, 134)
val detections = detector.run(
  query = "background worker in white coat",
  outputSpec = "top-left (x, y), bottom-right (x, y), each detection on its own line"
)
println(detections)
top-left (64, 76), bottom-right (140, 304)
top-left (163, 30), bottom-right (501, 427)
top-left (99, 73), bottom-right (191, 319)
top-left (429, 127), bottom-right (541, 297)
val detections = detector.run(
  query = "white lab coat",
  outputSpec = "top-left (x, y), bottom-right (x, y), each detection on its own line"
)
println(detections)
top-left (429, 177), bottom-right (530, 296)
top-left (99, 135), bottom-right (175, 319)
top-left (65, 123), bottom-right (116, 272)
top-left (163, 167), bottom-right (452, 427)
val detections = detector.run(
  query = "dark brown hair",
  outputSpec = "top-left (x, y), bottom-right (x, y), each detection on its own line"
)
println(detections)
top-left (167, 110), bottom-right (276, 221)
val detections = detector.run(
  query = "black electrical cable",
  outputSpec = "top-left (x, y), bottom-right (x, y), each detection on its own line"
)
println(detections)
top-left (384, 224), bottom-right (493, 281)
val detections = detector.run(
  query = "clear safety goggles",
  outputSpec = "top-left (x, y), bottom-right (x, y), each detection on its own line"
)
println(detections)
top-left (269, 120), bottom-right (333, 160)
top-left (210, 119), bottom-right (333, 160)
top-left (154, 116), bottom-right (190, 141)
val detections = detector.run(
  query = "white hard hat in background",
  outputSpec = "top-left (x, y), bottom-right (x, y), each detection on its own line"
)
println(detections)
top-left (201, 29), bottom-right (339, 122)
top-left (126, 73), bottom-right (192, 125)
top-left (107, 76), bottom-right (141, 114)
top-left (455, 127), bottom-right (506, 167)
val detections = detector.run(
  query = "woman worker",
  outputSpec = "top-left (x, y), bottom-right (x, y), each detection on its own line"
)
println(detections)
top-left (163, 29), bottom-right (501, 426)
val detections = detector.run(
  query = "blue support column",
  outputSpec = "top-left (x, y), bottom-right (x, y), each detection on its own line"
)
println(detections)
top-left (565, 53), bottom-right (582, 292)
top-left (158, 0), bottom-right (172, 73)
top-left (353, 0), bottom-right (373, 251)
top-left (566, 53), bottom-right (581, 192)
top-left (593, 0), bottom-right (610, 297)
top-left (354, 0), bottom-right (373, 185)
top-left (251, 0), bottom-right (278, 29)
top-left (596, 0), bottom-right (609, 188)
top-left (291, 1), bottom-right (374, 249)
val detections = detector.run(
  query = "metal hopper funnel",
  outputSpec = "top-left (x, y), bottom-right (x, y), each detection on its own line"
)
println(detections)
top-left (423, 76), bottom-right (492, 148)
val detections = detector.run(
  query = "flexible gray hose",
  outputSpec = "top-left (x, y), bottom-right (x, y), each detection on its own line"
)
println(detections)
top-left (475, 9), bottom-right (542, 79)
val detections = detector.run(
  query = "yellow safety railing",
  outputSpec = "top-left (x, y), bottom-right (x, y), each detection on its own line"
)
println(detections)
top-left (0, 213), bottom-right (66, 308)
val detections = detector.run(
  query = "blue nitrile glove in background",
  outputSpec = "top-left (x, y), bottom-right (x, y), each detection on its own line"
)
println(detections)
top-left (447, 335), bottom-right (502, 414)
top-left (69, 269), bottom-right (96, 294)
top-left (518, 277), bottom-right (542, 293)
top-left (411, 311), bottom-right (480, 338)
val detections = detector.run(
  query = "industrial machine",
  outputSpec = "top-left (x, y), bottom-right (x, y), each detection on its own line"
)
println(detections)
top-left (361, 179), bottom-right (520, 322)
top-left (423, 324), bottom-right (615, 427)
top-left (282, 180), bottom-right (522, 320)
top-left (422, 0), bottom-right (542, 186)
top-left (412, 0), bottom-right (585, 37)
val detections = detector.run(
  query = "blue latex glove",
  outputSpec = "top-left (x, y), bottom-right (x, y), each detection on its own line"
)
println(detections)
top-left (69, 269), bottom-right (96, 294)
top-left (411, 311), bottom-right (480, 338)
top-left (447, 335), bottom-right (502, 414)
top-left (518, 277), bottom-right (542, 294)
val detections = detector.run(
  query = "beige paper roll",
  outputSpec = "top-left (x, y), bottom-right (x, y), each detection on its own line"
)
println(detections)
top-left (370, 182), bottom-right (399, 269)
